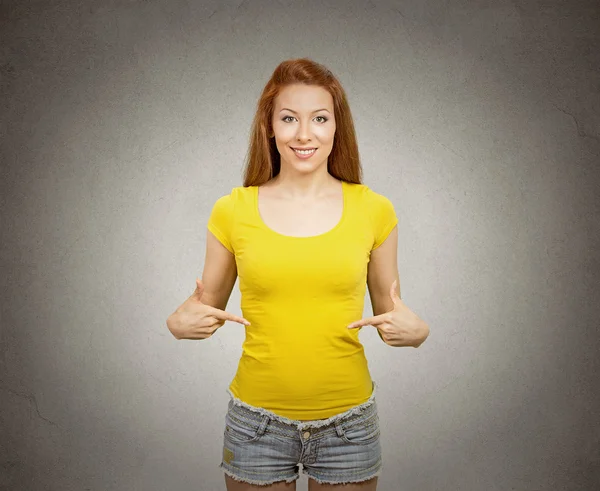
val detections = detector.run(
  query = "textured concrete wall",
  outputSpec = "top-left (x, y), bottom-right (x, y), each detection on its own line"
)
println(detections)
top-left (1, 1), bottom-right (599, 490)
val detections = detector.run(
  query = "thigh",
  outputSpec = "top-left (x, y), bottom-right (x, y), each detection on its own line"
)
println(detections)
top-left (301, 402), bottom-right (382, 487)
top-left (219, 400), bottom-right (301, 488)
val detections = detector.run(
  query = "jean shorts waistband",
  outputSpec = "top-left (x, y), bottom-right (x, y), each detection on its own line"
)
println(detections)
top-left (225, 380), bottom-right (378, 431)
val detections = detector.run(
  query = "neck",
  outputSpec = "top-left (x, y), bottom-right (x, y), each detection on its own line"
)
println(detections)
top-left (270, 167), bottom-right (339, 198)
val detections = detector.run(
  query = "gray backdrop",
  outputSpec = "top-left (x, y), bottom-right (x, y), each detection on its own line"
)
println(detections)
top-left (1, 0), bottom-right (599, 490)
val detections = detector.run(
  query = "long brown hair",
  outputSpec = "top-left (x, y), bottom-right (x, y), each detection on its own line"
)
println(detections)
top-left (242, 58), bottom-right (363, 187)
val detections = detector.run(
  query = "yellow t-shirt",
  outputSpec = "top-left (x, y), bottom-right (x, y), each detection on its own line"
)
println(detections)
top-left (207, 180), bottom-right (398, 420)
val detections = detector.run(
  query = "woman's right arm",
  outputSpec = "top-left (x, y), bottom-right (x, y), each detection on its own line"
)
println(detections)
top-left (166, 230), bottom-right (248, 340)
top-left (197, 230), bottom-right (238, 311)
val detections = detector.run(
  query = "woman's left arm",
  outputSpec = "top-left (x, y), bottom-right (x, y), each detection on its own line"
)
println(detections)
top-left (347, 225), bottom-right (430, 348)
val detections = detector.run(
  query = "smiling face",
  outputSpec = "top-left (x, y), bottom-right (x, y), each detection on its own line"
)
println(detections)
top-left (271, 84), bottom-right (336, 176)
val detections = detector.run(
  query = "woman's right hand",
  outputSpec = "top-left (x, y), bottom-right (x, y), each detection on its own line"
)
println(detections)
top-left (167, 278), bottom-right (250, 340)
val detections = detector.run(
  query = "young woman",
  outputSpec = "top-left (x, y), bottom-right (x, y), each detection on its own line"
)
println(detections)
top-left (167, 58), bottom-right (429, 491)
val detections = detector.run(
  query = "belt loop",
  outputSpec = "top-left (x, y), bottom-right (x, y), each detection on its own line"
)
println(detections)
top-left (334, 419), bottom-right (344, 437)
top-left (258, 414), bottom-right (270, 436)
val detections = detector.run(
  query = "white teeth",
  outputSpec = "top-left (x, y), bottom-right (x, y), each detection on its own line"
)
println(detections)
top-left (293, 148), bottom-right (316, 155)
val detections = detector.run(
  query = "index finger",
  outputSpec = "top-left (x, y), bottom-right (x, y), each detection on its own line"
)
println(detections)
top-left (347, 315), bottom-right (384, 329)
top-left (209, 306), bottom-right (250, 326)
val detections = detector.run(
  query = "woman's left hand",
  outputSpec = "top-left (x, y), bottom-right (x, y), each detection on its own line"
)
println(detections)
top-left (347, 280), bottom-right (429, 347)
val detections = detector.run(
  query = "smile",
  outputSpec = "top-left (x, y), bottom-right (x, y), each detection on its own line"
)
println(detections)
top-left (292, 148), bottom-right (317, 155)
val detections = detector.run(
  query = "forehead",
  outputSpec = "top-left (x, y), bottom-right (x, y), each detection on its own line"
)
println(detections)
top-left (274, 84), bottom-right (333, 110)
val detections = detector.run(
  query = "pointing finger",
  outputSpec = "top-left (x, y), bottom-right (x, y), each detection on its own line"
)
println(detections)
top-left (210, 307), bottom-right (250, 326)
top-left (347, 314), bottom-right (385, 329)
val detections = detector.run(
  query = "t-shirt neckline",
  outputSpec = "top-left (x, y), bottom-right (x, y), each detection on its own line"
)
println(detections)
top-left (254, 180), bottom-right (347, 239)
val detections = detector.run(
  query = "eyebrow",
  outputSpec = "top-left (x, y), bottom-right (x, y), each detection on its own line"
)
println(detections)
top-left (279, 108), bottom-right (330, 114)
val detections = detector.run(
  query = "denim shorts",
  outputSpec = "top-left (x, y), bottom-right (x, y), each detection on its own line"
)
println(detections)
top-left (218, 381), bottom-right (382, 486)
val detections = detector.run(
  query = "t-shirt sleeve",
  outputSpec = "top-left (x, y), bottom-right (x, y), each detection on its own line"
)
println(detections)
top-left (207, 193), bottom-right (235, 254)
top-left (370, 190), bottom-right (398, 250)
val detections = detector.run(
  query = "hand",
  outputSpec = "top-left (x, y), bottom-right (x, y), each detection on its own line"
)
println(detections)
top-left (167, 278), bottom-right (250, 340)
top-left (347, 280), bottom-right (429, 347)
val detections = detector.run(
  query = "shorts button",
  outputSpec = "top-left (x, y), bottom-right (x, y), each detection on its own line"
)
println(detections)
top-left (303, 431), bottom-right (310, 439)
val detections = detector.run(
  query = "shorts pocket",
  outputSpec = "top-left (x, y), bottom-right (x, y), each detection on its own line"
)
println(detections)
top-left (339, 414), bottom-right (380, 445)
top-left (224, 410), bottom-right (262, 444)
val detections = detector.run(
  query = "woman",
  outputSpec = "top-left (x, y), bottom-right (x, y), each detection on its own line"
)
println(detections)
top-left (166, 58), bottom-right (430, 491)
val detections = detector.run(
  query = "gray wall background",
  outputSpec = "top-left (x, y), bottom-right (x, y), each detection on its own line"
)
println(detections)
top-left (1, 0), bottom-right (599, 490)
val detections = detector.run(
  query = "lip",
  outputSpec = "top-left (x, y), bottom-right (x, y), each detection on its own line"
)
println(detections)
top-left (291, 147), bottom-right (317, 160)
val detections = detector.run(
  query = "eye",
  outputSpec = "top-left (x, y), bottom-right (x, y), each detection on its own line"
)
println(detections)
top-left (281, 115), bottom-right (329, 123)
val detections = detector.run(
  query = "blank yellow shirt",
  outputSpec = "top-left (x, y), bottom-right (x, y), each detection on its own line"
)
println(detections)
top-left (207, 180), bottom-right (398, 420)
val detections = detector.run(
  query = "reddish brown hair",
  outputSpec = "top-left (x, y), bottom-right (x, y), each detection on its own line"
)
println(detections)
top-left (242, 58), bottom-right (363, 187)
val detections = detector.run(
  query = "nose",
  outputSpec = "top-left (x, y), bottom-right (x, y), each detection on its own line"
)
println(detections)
top-left (295, 120), bottom-right (312, 143)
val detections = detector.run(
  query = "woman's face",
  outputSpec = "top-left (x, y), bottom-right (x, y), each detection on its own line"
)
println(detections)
top-left (271, 84), bottom-right (336, 176)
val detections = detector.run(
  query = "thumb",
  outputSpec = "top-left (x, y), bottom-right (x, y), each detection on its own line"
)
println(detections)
top-left (194, 277), bottom-right (204, 301)
top-left (390, 279), bottom-right (400, 305)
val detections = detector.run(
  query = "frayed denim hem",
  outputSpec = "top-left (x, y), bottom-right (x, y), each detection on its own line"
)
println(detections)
top-left (219, 463), bottom-right (299, 487)
top-left (303, 462), bottom-right (383, 485)
top-left (225, 381), bottom-right (378, 431)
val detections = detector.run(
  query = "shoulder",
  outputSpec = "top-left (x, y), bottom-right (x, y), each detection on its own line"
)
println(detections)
top-left (210, 187), bottom-right (240, 220)
top-left (347, 182), bottom-right (393, 209)
top-left (213, 186), bottom-right (252, 205)
top-left (230, 185), bottom-right (254, 201)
